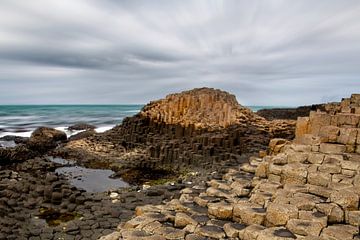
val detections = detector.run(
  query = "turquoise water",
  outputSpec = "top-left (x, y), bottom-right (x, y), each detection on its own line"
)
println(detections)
top-left (0, 105), bottom-right (143, 137)
top-left (0, 105), bottom-right (281, 137)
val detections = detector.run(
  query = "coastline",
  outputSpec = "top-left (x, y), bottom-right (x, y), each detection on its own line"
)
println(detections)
top-left (0, 88), bottom-right (359, 239)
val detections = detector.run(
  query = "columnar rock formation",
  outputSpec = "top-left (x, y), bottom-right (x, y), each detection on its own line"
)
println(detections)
top-left (58, 88), bottom-right (295, 174)
top-left (140, 88), bottom-right (255, 129)
top-left (101, 93), bottom-right (360, 240)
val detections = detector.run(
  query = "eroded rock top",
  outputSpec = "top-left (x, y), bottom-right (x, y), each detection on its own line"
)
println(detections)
top-left (140, 87), bottom-right (259, 130)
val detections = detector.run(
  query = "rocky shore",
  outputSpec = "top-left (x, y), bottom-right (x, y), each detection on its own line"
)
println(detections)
top-left (0, 88), bottom-right (359, 239)
top-left (100, 93), bottom-right (360, 240)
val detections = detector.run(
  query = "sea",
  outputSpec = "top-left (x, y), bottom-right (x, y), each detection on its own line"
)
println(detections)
top-left (0, 105), bottom-right (278, 139)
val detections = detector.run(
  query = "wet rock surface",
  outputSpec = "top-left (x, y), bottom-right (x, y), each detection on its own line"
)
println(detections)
top-left (0, 157), bottom-right (186, 239)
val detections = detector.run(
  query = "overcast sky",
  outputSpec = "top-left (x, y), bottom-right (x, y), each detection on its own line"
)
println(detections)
top-left (0, 0), bottom-right (359, 106)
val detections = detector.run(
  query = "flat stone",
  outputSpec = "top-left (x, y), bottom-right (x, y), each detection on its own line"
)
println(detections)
top-left (257, 227), bottom-right (296, 240)
top-left (330, 189), bottom-right (359, 210)
top-left (316, 203), bottom-right (344, 223)
top-left (286, 219), bottom-right (323, 236)
top-left (98, 232), bottom-right (122, 240)
top-left (240, 224), bottom-right (266, 240)
top-left (298, 211), bottom-right (328, 228)
top-left (223, 222), bottom-right (246, 238)
top-left (321, 225), bottom-right (359, 240)
top-left (319, 143), bottom-right (346, 154)
top-left (346, 210), bottom-right (360, 226)
top-left (174, 213), bottom-right (197, 228)
top-left (153, 226), bottom-right (185, 240)
top-left (195, 225), bottom-right (225, 239)
top-left (207, 202), bottom-right (233, 220)
top-left (233, 202), bottom-right (266, 225)
top-left (266, 203), bottom-right (298, 226)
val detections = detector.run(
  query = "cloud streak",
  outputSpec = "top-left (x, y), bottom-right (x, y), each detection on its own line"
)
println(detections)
top-left (0, 0), bottom-right (359, 105)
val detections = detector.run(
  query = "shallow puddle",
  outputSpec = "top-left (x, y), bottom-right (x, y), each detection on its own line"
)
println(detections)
top-left (48, 157), bottom-right (129, 192)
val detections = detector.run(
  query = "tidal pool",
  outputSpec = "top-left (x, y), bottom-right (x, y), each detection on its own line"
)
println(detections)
top-left (48, 157), bottom-right (129, 192)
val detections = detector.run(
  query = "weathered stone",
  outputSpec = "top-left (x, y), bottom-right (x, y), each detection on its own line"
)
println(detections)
top-left (286, 219), bottom-right (323, 236)
top-left (287, 152), bottom-right (308, 163)
top-left (298, 211), bottom-right (327, 228)
top-left (307, 153), bottom-right (325, 164)
top-left (338, 128), bottom-right (358, 145)
top-left (266, 203), bottom-right (298, 226)
top-left (345, 211), bottom-right (360, 226)
top-left (295, 117), bottom-right (310, 139)
top-left (174, 213), bottom-right (197, 228)
top-left (330, 189), bottom-right (359, 210)
top-left (319, 126), bottom-right (340, 143)
top-left (142, 221), bottom-right (163, 234)
top-left (334, 113), bottom-right (360, 127)
top-left (124, 216), bottom-right (155, 229)
top-left (281, 163), bottom-right (308, 185)
top-left (321, 224), bottom-right (359, 240)
top-left (233, 202), bottom-right (266, 225)
top-left (255, 162), bottom-right (268, 178)
top-left (289, 193), bottom-right (320, 211)
top-left (272, 154), bottom-right (288, 165)
top-left (195, 225), bottom-right (225, 239)
top-left (239, 224), bottom-right (266, 240)
top-left (223, 222), bottom-right (246, 238)
top-left (319, 143), bottom-right (346, 154)
top-left (153, 226), bottom-right (186, 240)
top-left (269, 139), bottom-right (289, 154)
top-left (307, 172), bottom-right (331, 187)
top-left (316, 203), bottom-right (344, 223)
top-left (99, 232), bottom-right (122, 240)
top-left (309, 112), bottom-right (332, 135)
top-left (257, 227), bottom-right (296, 240)
top-left (207, 202), bottom-right (233, 220)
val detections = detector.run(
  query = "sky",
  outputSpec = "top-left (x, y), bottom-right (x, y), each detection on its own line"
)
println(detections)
top-left (0, 0), bottom-right (359, 106)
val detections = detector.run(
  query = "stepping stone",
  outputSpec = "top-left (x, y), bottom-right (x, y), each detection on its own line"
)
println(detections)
top-left (195, 225), bottom-right (225, 239)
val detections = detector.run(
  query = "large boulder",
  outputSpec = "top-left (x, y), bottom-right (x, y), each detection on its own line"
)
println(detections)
top-left (27, 127), bottom-right (67, 152)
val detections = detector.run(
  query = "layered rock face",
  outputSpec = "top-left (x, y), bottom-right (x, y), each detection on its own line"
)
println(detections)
top-left (59, 88), bottom-right (295, 174)
top-left (102, 93), bottom-right (360, 239)
top-left (140, 88), bottom-right (255, 129)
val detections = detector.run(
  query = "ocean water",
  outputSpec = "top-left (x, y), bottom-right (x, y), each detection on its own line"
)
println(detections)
top-left (0, 105), bottom-right (279, 138)
top-left (0, 105), bottom-right (143, 138)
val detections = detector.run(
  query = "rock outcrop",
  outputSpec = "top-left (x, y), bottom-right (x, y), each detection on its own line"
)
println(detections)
top-left (57, 88), bottom-right (295, 178)
top-left (27, 127), bottom-right (67, 152)
top-left (140, 88), bottom-right (257, 130)
top-left (257, 104), bottom-right (326, 120)
top-left (101, 93), bottom-right (360, 239)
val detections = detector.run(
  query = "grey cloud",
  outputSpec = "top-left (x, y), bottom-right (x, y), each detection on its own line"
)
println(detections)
top-left (0, 0), bottom-right (359, 105)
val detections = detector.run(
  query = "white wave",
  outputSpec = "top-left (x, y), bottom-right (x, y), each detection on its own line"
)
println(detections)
top-left (95, 125), bottom-right (114, 133)
top-left (55, 126), bottom-right (86, 137)
top-left (0, 131), bottom-right (33, 138)
top-left (124, 110), bottom-right (140, 113)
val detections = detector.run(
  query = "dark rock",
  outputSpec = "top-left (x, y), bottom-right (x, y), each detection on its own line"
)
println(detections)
top-left (68, 130), bottom-right (96, 141)
top-left (0, 135), bottom-right (29, 146)
top-left (257, 104), bottom-right (325, 120)
top-left (68, 123), bottom-right (96, 131)
top-left (51, 192), bottom-right (62, 204)
top-left (0, 146), bottom-right (36, 165)
top-left (27, 127), bottom-right (67, 152)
